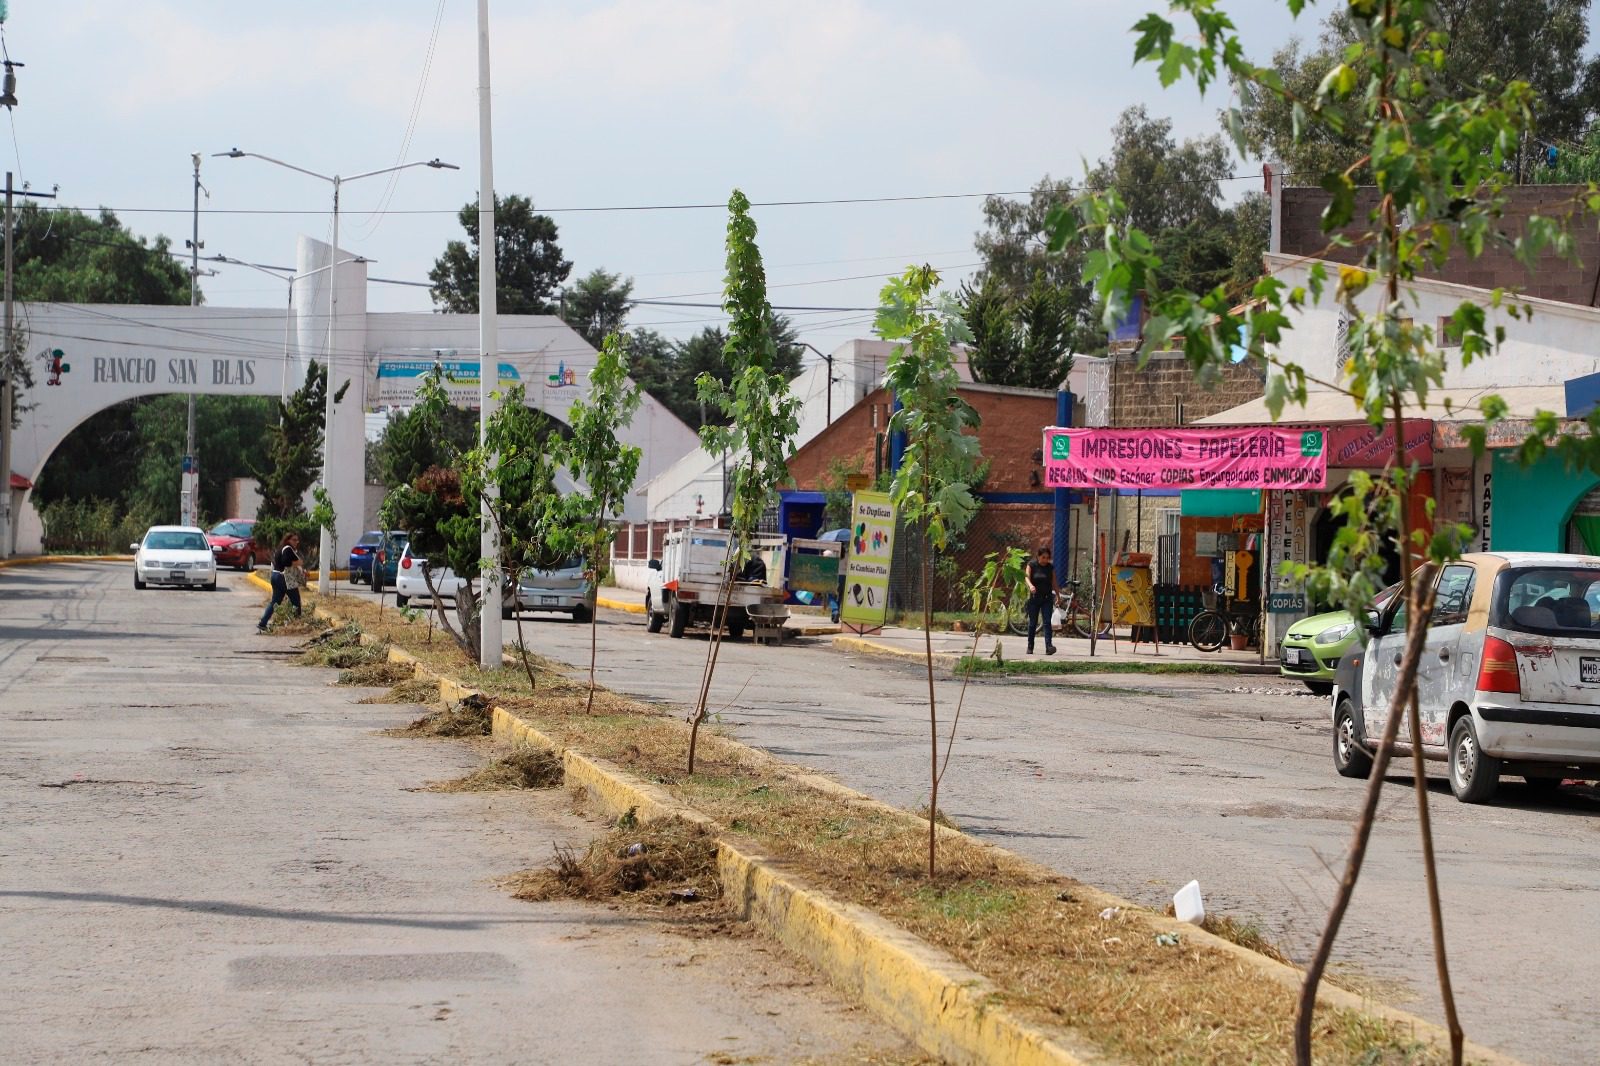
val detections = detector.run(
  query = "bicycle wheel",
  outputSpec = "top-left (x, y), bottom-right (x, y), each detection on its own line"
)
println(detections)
top-left (1007, 598), bottom-right (1031, 637)
top-left (1067, 595), bottom-right (1106, 640)
top-left (1188, 610), bottom-right (1228, 653)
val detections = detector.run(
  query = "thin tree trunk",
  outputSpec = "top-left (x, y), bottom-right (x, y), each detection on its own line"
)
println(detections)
top-left (922, 509), bottom-right (938, 880)
top-left (514, 608), bottom-right (536, 692)
top-left (1408, 687), bottom-right (1464, 1062)
top-left (586, 513), bottom-right (603, 713)
top-left (688, 512), bottom-right (741, 774)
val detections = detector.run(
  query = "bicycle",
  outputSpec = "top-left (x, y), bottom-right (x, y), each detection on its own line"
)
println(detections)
top-left (1007, 577), bottom-right (1109, 640)
top-left (1187, 583), bottom-right (1261, 653)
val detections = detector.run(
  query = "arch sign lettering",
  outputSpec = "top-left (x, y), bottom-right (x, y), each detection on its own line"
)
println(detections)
top-left (1043, 426), bottom-right (1327, 490)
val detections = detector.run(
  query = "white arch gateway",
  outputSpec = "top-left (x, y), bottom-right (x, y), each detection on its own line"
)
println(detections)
top-left (3, 237), bottom-right (699, 555)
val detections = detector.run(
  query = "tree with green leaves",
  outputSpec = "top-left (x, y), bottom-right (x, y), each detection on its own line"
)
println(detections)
top-left (958, 273), bottom-right (1074, 389)
top-left (429, 194), bottom-right (573, 315)
top-left (461, 382), bottom-right (568, 687)
top-left (371, 400), bottom-right (477, 492)
top-left (1064, 1), bottom-right (1600, 1059)
top-left (686, 190), bottom-right (802, 773)
top-left (309, 485), bottom-right (338, 595)
top-left (256, 361), bottom-right (346, 562)
top-left (564, 333), bottom-right (643, 711)
top-left (561, 268), bottom-right (635, 349)
top-left (878, 263), bottom-right (982, 879)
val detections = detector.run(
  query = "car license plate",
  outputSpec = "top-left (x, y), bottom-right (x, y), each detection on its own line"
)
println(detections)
top-left (1582, 657), bottom-right (1600, 684)
top-left (1284, 648), bottom-right (1302, 665)
top-left (168, 572), bottom-right (186, 582)
top-left (541, 595), bottom-right (558, 604)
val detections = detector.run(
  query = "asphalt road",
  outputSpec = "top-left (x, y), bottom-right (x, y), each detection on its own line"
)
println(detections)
top-left (0, 564), bottom-right (911, 1066)
top-left (366, 584), bottom-right (1600, 1066)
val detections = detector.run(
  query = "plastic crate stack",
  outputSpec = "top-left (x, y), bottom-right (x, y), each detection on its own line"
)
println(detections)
top-left (1154, 585), bottom-right (1207, 643)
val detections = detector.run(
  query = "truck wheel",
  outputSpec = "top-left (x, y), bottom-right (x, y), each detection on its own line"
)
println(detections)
top-left (727, 620), bottom-right (746, 641)
top-left (646, 593), bottom-right (665, 633)
top-left (669, 596), bottom-right (689, 638)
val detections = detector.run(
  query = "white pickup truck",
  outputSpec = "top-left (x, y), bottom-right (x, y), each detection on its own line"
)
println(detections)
top-left (644, 528), bottom-right (787, 639)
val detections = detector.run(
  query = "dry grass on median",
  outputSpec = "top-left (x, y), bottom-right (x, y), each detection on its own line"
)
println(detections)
top-left (506, 817), bottom-right (721, 908)
top-left (426, 747), bottom-right (564, 793)
top-left (292, 592), bottom-right (1452, 1066)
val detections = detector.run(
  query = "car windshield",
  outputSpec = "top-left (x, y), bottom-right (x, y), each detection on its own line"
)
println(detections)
top-left (210, 521), bottom-right (251, 538)
top-left (1496, 567), bottom-right (1600, 636)
top-left (148, 531), bottom-right (208, 551)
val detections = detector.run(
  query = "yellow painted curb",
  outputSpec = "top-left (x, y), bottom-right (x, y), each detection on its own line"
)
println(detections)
top-left (833, 633), bottom-right (961, 666)
top-left (0, 553), bottom-right (134, 569)
top-left (293, 603), bottom-right (1523, 1066)
top-left (595, 593), bottom-right (645, 614)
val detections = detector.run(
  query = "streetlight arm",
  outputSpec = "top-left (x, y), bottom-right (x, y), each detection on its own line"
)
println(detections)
top-left (343, 158), bottom-right (461, 184)
top-left (213, 149), bottom-right (335, 184)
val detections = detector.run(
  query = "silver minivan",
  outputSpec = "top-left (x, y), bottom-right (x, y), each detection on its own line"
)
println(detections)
top-left (1331, 552), bottom-right (1600, 802)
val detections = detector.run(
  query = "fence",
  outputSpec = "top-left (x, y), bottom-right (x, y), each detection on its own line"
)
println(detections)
top-left (610, 515), bottom-right (729, 592)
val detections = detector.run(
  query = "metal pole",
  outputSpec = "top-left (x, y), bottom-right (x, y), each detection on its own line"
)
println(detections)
top-left (183, 154), bottom-right (200, 526)
top-left (476, 0), bottom-right (502, 668)
top-left (0, 172), bottom-right (12, 558)
top-left (316, 178), bottom-right (341, 595)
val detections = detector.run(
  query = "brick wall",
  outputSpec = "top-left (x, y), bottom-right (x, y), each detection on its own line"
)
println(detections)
top-left (1281, 184), bottom-right (1600, 306)
top-left (1110, 350), bottom-right (1264, 427)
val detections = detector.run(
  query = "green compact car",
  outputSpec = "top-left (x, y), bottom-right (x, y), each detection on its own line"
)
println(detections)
top-left (1280, 584), bottom-right (1398, 694)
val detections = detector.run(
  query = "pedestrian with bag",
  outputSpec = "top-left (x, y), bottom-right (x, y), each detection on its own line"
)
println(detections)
top-left (257, 531), bottom-right (304, 633)
top-left (1025, 544), bottom-right (1057, 655)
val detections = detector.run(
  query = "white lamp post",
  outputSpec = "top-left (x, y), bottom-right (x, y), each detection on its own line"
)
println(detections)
top-left (214, 151), bottom-right (458, 591)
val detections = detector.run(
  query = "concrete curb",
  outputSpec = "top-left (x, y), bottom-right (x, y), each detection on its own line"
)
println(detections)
top-left (0, 553), bottom-right (134, 569)
top-left (833, 633), bottom-right (1284, 676)
top-left (305, 606), bottom-right (1522, 1066)
top-left (595, 593), bottom-right (645, 615)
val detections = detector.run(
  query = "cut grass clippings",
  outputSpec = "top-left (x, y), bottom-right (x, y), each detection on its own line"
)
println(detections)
top-left (507, 817), bottom-right (721, 908)
top-left (387, 693), bottom-right (494, 738)
top-left (337, 659), bottom-right (414, 687)
top-left (358, 676), bottom-right (442, 705)
top-left (956, 655), bottom-right (1239, 676)
top-left (282, 590), bottom-right (1456, 1065)
top-left (427, 747), bottom-right (564, 792)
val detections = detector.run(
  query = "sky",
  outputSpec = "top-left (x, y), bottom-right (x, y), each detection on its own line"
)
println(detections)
top-left (8, 0), bottom-right (1497, 364)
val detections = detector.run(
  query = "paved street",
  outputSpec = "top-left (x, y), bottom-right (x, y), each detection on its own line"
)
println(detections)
top-left (0, 563), bottom-right (911, 1066)
top-left (380, 585), bottom-right (1600, 1066)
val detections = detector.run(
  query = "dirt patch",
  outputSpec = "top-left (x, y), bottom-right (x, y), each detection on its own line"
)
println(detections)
top-left (386, 693), bottom-right (493, 738)
top-left (337, 660), bottom-right (414, 687)
top-left (358, 677), bottom-right (441, 705)
top-left (507, 818), bottom-right (721, 908)
top-left (427, 748), bottom-right (564, 792)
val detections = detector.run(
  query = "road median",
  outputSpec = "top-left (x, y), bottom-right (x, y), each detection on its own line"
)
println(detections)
top-left (263, 587), bottom-right (1517, 1066)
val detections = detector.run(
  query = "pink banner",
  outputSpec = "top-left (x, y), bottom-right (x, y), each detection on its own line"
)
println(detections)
top-left (1326, 418), bottom-right (1433, 468)
top-left (1043, 427), bottom-right (1328, 490)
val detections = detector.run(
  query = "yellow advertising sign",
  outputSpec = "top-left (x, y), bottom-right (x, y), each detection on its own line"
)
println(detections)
top-left (840, 490), bottom-right (895, 633)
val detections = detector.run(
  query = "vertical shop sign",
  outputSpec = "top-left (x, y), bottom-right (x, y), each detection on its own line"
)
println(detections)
top-left (1438, 468), bottom-right (1473, 529)
top-left (840, 490), bottom-right (896, 634)
top-left (1479, 468), bottom-right (1493, 552)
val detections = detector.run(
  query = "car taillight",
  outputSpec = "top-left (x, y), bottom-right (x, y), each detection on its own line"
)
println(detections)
top-left (1477, 635), bottom-right (1521, 695)
top-left (401, 557), bottom-right (412, 570)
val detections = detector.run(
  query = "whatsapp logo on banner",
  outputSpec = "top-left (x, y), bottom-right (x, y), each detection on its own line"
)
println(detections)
top-left (1050, 435), bottom-right (1070, 459)
top-left (1300, 431), bottom-right (1324, 457)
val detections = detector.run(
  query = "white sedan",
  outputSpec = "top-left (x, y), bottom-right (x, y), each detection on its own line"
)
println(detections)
top-left (132, 525), bottom-right (218, 591)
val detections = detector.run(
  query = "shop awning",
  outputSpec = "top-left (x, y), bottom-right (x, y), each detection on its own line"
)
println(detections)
top-left (1196, 385), bottom-right (1567, 427)
top-left (8, 472), bottom-right (30, 491)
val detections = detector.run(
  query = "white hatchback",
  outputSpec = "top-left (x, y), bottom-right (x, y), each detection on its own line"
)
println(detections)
top-left (133, 525), bottom-right (218, 591)
top-left (393, 543), bottom-right (515, 615)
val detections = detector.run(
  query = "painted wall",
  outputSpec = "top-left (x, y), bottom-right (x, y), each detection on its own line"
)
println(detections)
top-left (1490, 451), bottom-right (1600, 552)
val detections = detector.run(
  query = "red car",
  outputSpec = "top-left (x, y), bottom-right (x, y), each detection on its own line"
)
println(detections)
top-left (206, 519), bottom-right (266, 570)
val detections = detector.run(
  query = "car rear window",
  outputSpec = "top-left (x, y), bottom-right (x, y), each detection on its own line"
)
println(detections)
top-left (1494, 567), bottom-right (1600, 636)
top-left (357, 532), bottom-right (382, 546)
top-left (148, 531), bottom-right (208, 551)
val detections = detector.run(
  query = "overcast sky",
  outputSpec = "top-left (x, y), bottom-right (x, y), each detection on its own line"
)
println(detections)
top-left (21, 1), bottom-right (1583, 362)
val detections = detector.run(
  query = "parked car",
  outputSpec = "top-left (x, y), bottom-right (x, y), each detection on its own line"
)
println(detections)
top-left (1331, 552), bottom-right (1600, 803)
top-left (349, 530), bottom-right (408, 589)
top-left (133, 525), bottom-right (218, 591)
top-left (393, 543), bottom-right (514, 615)
top-left (205, 518), bottom-right (263, 570)
top-left (1280, 583), bottom-right (1400, 694)
top-left (515, 556), bottom-right (594, 622)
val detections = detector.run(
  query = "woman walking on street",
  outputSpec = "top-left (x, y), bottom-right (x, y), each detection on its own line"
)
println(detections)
top-left (1025, 544), bottom-right (1057, 655)
top-left (257, 532), bottom-right (303, 632)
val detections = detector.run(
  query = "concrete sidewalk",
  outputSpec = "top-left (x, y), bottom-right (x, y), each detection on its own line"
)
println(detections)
top-left (834, 623), bottom-right (1281, 674)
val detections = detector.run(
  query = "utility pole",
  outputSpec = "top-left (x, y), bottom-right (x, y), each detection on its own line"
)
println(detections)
top-left (476, 0), bottom-right (502, 668)
top-left (0, 170), bottom-right (55, 559)
top-left (182, 153), bottom-right (204, 527)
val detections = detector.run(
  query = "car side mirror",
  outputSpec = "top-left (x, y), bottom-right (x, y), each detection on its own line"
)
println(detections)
top-left (129, 542), bottom-right (140, 552)
top-left (1363, 608), bottom-right (1383, 635)
top-left (648, 558), bottom-right (662, 571)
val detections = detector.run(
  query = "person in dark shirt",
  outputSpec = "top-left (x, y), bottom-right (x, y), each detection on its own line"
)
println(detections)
top-left (256, 532), bottom-right (303, 632)
top-left (1025, 545), bottom-right (1057, 655)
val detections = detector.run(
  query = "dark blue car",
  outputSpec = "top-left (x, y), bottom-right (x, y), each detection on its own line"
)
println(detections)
top-left (349, 530), bottom-right (408, 590)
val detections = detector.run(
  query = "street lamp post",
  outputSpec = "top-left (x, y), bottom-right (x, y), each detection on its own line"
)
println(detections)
top-left (215, 150), bottom-right (457, 593)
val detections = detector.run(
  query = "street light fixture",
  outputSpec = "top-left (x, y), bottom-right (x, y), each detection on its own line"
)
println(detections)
top-left (215, 150), bottom-right (458, 593)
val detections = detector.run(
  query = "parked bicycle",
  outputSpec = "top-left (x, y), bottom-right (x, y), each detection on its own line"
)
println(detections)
top-left (1187, 583), bottom-right (1261, 653)
top-left (1006, 576), bottom-right (1109, 640)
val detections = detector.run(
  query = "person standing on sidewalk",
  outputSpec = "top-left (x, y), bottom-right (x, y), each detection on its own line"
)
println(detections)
top-left (257, 532), bottom-right (303, 633)
top-left (1025, 544), bottom-right (1057, 655)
